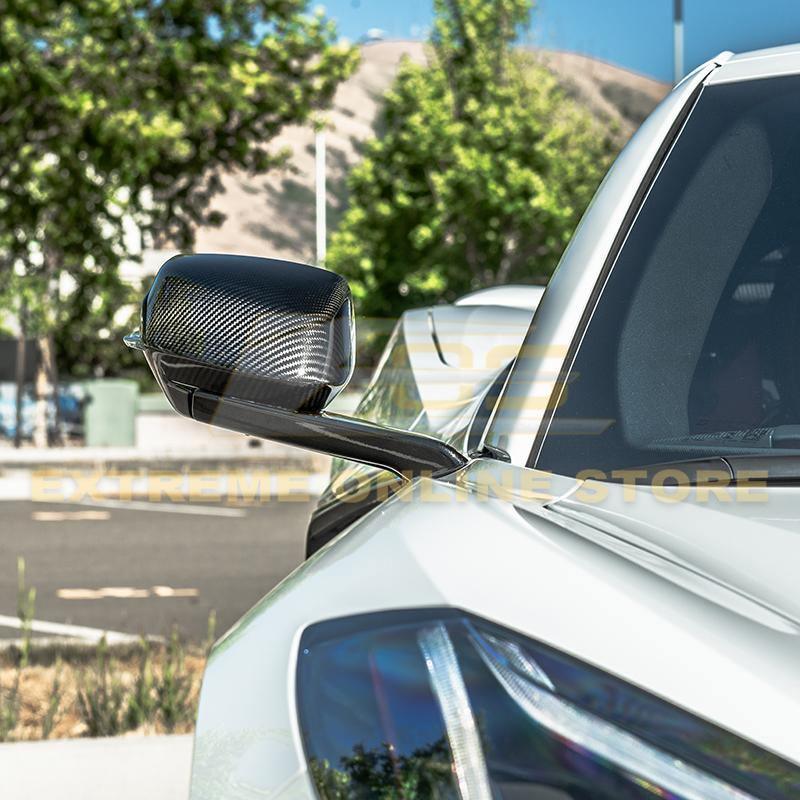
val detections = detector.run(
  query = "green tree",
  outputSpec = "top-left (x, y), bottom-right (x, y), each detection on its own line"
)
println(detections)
top-left (51, 269), bottom-right (147, 386)
top-left (309, 737), bottom-right (453, 799)
top-left (0, 1), bottom-right (358, 443)
top-left (327, 0), bottom-right (617, 318)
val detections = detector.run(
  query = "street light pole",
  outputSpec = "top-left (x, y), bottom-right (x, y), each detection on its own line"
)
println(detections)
top-left (14, 303), bottom-right (26, 449)
top-left (673, 0), bottom-right (684, 84)
top-left (315, 129), bottom-right (327, 265)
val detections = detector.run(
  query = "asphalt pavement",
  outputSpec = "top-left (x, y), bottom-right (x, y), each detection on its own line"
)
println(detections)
top-left (0, 498), bottom-right (314, 642)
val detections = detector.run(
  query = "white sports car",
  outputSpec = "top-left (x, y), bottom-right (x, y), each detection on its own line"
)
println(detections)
top-left (127, 44), bottom-right (800, 800)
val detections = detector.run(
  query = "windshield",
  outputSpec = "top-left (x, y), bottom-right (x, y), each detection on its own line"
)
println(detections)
top-left (537, 74), bottom-right (800, 477)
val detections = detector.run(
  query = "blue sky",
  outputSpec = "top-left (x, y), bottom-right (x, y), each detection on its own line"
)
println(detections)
top-left (320, 0), bottom-right (800, 82)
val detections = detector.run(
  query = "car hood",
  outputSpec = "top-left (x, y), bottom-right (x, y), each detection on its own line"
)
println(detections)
top-left (549, 477), bottom-right (800, 628)
top-left (193, 462), bottom-right (800, 795)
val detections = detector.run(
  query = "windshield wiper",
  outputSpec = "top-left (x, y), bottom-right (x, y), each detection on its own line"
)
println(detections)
top-left (611, 457), bottom-right (732, 486)
top-left (624, 454), bottom-right (800, 485)
top-left (722, 454), bottom-right (800, 484)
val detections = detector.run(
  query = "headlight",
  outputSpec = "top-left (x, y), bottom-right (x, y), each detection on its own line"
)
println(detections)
top-left (297, 609), bottom-right (798, 799)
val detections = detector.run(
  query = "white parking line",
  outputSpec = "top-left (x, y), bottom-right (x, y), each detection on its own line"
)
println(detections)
top-left (151, 585), bottom-right (200, 598)
top-left (0, 614), bottom-right (139, 645)
top-left (32, 510), bottom-right (111, 522)
top-left (57, 587), bottom-right (150, 600)
top-left (56, 586), bottom-right (200, 600)
top-left (77, 498), bottom-right (246, 517)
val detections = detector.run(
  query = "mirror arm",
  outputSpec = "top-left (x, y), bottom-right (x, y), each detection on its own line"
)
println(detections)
top-left (191, 391), bottom-right (469, 479)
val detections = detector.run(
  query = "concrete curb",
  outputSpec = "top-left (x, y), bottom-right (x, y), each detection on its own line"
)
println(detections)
top-left (0, 734), bottom-right (193, 800)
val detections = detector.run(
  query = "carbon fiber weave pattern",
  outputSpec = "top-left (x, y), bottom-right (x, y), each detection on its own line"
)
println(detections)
top-left (142, 254), bottom-right (352, 388)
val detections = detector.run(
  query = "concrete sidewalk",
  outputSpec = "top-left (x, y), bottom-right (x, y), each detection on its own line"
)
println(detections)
top-left (0, 466), bottom-right (329, 502)
top-left (0, 442), bottom-right (325, 470)
top-left (0, 439), bottom-right (331, 503)
top-left (0, 734), bottom-right (192, 799)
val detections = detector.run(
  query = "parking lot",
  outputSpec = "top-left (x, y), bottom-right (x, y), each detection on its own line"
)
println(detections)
top-left (0, 498), bottom-right (314, 643)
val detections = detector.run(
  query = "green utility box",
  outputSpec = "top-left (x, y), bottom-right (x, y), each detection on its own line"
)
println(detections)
top-left (83, 379), bottom-right (139, 447)
top-left (137, 392), bottom-right (172, 414)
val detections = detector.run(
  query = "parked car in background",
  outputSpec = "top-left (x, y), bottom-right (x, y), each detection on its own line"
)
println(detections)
top-left (128, 43), bottom-right (800, 800)
top-left (307, 285), bottom-right (544, 555)
top-left (0, 384), bottom-right (86, 443)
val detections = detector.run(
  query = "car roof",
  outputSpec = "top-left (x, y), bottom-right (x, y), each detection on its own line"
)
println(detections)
top-left (455, 284), bottom-right (545, 310)
top-left (708, 41), bottom-right (800, 85)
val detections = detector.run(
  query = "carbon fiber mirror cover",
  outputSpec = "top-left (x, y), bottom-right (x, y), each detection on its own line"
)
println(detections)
top-left (133, 254), bottom-right (354, 414)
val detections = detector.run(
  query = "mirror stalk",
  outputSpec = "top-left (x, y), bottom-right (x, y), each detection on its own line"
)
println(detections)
top-left (126, 254), bottom-right (469, 481)
top-left (191, 392), bottom-right (468, 479)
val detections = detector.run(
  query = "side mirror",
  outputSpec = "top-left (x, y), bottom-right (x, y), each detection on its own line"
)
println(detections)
top-left (125, 254), bottom-right (354, 415)
top-left (126, 254), bottom-right (466, 478)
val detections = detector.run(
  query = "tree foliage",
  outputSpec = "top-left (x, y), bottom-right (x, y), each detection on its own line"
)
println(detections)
top-left (327, 0), bottom-right (618, 318)
top-left (309, 738), bottom-right (453, 799)
top-left (0, 0), bottom-right (358, 379)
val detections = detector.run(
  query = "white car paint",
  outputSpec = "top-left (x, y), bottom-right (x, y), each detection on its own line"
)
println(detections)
top-left (401, 303), bottom-right (534, 436)
top-left (189, 43), bottom-right (800, 798)
top-left (191, 462), bottom-right (800, 799)
top-left (454, 284), bottom-right (545, 310)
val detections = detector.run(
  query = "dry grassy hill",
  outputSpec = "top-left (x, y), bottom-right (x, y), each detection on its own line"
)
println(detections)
top-left (193, 41), bottom-right (668, 264)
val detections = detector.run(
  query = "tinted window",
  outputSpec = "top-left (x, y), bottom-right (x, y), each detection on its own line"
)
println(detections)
top-left (537, 75), bottom-right (800, 476)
